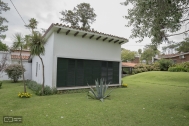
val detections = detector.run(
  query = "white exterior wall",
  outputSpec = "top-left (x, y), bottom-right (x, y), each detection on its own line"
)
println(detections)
top-left (0, 52), bottom-right (11, 80)
top-left (31, 56), bottom-right (42, 83)
top-left (0, 52), bottom-right (32, 81)
top-left (11, 60), bottom-right (32, 80)
top-left (32, 33), bottom-right (54, 87)
top-left (52, 32), bottom-right (121, 87)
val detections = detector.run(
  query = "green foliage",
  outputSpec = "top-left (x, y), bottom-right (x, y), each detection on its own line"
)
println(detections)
top-left (176, 38), bottom-right (189, 53)
top-left (87, 78), bottom-right (112, 102)
top-left (138, 49), bottom-right (142, 54)
top-left (26, 80), bottom-right (57, 96)
top-left (60, 3), bottom-right (96, 30)
top-left (121, 48), bottom-right (136, 62)
top-left (0, 81), bottom-right (2, 88)
top-left (141, 45), bottom-right (159, 64)
top-left (5, 64), bottom-right (25, 82)
top-left (18, 92), bottom-right (32, 98)
top-left (30, 32), bottom-right (46, 95)
top-left (30, 32), bottom-right (46, 56)
top-left (157, 59), bottom-right (174, 71)
top-left (122, 0), bottom-right (188, 44)
top-left (0, 41), bottom-right (8, 51)
top-left (168, 67), bottom-right (186, 72)
top-left (168, 62), bottom-right (189, 72)
top-left (25, 18), bottom-right (38, 34)
top-left (162, 38), bottom-right (189, 53)
top-left (0, 0), bottom-right (10, 40)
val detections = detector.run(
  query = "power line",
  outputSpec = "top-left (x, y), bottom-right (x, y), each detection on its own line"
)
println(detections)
top-left (9, 0), bottom-right (31, 33)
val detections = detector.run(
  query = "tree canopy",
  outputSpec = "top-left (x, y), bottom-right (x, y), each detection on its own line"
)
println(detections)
top-left (162, 37), bottom-right (189, 53)
top-left (141, 44), bottom-right (160, 64)
top-left (122, 0), bottom-right (189, 45)
top-left (0, 0), bottom-right (10, 40)
top-left (25, 18), bottom-right (38, 34)
top-left (0, 41), bottom-right (8, 51)
top-left (60, 3), bottom-right (97, 30)
top-left (121, 48), bottom-right (136, 62)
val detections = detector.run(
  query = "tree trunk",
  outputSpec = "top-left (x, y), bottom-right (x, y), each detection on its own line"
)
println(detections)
top-left (20, 46), bottom-right (26, 93)
top-left (39, 55), bottom-right (44, 95)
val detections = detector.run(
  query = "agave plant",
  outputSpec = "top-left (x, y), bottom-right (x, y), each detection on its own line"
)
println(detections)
top-left (87, 78), bottom-right (113, 102)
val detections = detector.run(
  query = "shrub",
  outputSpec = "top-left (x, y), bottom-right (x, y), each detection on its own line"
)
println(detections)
top-left (5, 64), bottom-right (25, 82)
top-left (168, 67), bottom-right (186, 72)
top-left (168, 62), bottom-right (189, 72)
top-left (132, 71), bottom-right (135, 75)
top-left (26, 80), bottom-right (57, 96)
top-left (137, 68), bottom-right (142, 73)
top-left (146, 65), bottom-right (151, 71)
top-left (18, 92), bottom-right (32, 98)
top-left (158, 59), bottom-right (174, 71)
top-left (87, 78), bottom-right (112, 102)
top-left (0, 81), bottom-right (2, 89)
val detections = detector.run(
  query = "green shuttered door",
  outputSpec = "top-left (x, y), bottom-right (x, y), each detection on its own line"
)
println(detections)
top-left (56, 58), bottom-right (120, 87)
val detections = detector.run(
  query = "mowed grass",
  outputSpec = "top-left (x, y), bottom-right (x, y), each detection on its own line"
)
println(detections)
top-left (0, 71), bottom-right (189, 126)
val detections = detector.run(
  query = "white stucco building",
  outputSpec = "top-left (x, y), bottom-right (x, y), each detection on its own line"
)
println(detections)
top-left (30, 23), bottom-right (128, 89)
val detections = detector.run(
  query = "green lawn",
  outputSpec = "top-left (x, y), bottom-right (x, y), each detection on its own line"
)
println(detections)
top-left (0, 71), bottom-right (189, 126)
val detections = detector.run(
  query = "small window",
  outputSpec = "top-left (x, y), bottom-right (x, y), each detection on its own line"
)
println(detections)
top-left (36, 62), bottom-right (38, 77)
top-left (180, 55), bottom-right (185, 59)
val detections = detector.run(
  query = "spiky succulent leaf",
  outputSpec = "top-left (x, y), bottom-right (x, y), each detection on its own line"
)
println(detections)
top-left (88, 91), bottom-right (97, 99)
top-left (87, 83), bottom-right (98, 99)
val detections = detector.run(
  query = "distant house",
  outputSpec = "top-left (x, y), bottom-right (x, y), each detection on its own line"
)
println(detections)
top-left (122, 62), bottom-right (137, 74)
top-left (29, 23), bottom-right (128, 89)
top-left (160, 52), bottom-right (189, 63)
top-left (131, 56), bottom-right (140, 63)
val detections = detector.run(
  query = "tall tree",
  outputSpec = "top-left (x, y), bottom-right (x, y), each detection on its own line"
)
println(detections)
top-left (176, 38), bottom-right (189, 52)
top-left (30, 32), bottom-right (46, 95)
top-left (12, 33), bottom-right (26, 93)
top-left (0, 41), bottom-right (8, 51)
top-left (0, 0), bottom-right (10, 40)
top-left (141, 44), bottom-right (159, 64)
top-left (163, 37), bottom-right (189, 53)
top-left (25, 18), bottom-right (38, 34)
top-left (122, 0), bottom-right (189, 45)
top-left (121, 48), bottom-right (136, 62)
top-left (60, 3), bottom-right (97, 30)
top-left (138, 49), bottom-right (142, 55)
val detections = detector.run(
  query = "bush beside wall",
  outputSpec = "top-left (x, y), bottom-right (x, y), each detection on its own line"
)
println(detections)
top-left (26, 80), bottom-right (57, 96)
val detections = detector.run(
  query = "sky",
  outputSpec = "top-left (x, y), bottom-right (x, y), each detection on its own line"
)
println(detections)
top-left (1, 0), bottom-right (186, 53)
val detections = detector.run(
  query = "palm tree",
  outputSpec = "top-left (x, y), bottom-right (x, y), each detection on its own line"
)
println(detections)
top-left (12, 33), bottom-right (26, 92)
top-left (30, 32), bottom-right (46, 95)
top-left (25, 18), bottom-right (38, 34)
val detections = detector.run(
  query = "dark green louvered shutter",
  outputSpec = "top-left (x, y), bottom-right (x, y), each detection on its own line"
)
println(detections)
top-left (113, 62), bottom-right (119, 84)
top-left (84, 60), bottom-right (93, 85)
top-left (107, 62), bottom-right (113, 84)
top-left (75, 59), bottom-right (84, 86)
top-left (67, 59), bottom-right (76, 87)
top-left (57, 58), bottom-right (68, 87)
top-left (92, 60), bottom-right (101, 81)
top-left (101, 61), bottom-right (108, 82)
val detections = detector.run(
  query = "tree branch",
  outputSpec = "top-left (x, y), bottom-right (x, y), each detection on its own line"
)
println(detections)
top-left (166, 29), bottom-right (189, 37)
top-left (180, 18), bottom-right (189, 23)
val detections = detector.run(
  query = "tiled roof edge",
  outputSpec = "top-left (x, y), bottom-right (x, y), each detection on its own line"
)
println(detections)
top-left (43, 23), bottom-right (128, 41)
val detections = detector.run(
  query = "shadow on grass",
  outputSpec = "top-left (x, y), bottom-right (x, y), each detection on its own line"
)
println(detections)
top-left (183, 105), bottom-right (189, 112)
